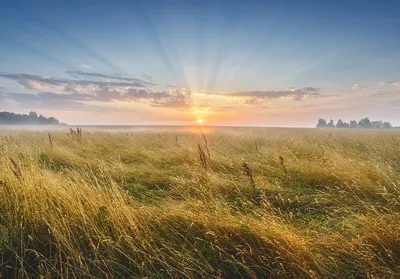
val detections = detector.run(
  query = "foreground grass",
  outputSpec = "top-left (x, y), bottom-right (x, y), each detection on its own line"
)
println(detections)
top-left (0, 127), bottom-right (399, 278)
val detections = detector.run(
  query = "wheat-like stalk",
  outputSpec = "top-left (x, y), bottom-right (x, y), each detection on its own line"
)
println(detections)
top-left (197, 143), bottom-right (208, 170)
top-left (9, 157), bottom-right (22, 178)
top-left (48, 132), bottom-right (53, 147)
top-left (279, 155), bottom-right (288, 175)
top-left (242, 162), bottom-right (256, 190)
top-left (200, 130), bottom-right (211, 159)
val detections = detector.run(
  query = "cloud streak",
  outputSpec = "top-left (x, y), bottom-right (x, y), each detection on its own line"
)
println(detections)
top-left (200, 87), bottom-right (336, 101)
top-left (66, 71), bottom-right (157, 86)
top-left (0, 88), bottom-right (190, 110)
top-left (0, 73), bottom-right (152, 89)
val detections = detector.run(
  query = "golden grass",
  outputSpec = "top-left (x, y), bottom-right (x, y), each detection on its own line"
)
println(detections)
top-left (0, 127), bottom-right (399, 278)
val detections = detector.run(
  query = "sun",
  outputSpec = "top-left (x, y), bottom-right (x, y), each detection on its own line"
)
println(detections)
top-left (197, 119), bottom-right (203, 125)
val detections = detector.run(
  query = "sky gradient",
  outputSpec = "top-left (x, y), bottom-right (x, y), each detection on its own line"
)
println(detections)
top-left (1, 0), bottom-right (400, 126)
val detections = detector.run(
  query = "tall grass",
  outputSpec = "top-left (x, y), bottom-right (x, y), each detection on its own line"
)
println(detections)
top-left (0, 127), bottom-right (399, 278)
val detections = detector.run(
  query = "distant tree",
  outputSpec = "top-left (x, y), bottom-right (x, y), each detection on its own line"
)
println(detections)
top-left (336, 119), bottom-right (350, 128)
top-left (29, 111), bottom-right (38, 119)
top-left (358, 117), bottom-right (371, 128)
top-left (316, 118), bottom-right (327, 128)
top-left (327, 119), bottom-right (335, 128)
top-left (382, 122), bottom-right (392, 129)
top-left (46, 117), bottom-right (60, 125)
top-left (349, 120), bottom-right (357, 128)
top-left (316, 118), bottom-right (393, 129)
top-left (371, 120), bottom-right (383, 129)
top-left (0, 111), bottom-right (64, 125)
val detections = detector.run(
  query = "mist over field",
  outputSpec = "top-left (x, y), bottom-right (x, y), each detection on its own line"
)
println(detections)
top-left (0, 124), bottom-right (313, 134)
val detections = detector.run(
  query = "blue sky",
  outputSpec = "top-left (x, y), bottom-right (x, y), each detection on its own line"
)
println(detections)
top-left (1, 0), bottom-right (400, 126)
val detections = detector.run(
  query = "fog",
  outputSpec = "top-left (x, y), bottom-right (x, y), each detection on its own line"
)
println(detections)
top-left (0, 125), bottom-right (314, 135)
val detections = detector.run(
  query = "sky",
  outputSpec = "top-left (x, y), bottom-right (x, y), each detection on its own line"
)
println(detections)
top-left (1, 0), bottom-right (400, 126)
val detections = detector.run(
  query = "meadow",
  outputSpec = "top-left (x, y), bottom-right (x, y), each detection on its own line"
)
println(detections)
top-left (0, 126), bottom-right (399, 278)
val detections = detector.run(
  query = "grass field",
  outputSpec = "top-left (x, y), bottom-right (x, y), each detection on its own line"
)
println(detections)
top-left (0, 127), bottom-right (399, 278)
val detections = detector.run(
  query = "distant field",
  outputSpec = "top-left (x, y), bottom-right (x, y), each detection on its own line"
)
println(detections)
top-left (0, 127), bottom-right (399, 278)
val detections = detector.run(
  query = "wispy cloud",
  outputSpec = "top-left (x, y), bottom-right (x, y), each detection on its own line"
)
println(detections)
top-left (388, 80), bottom-right (400, 89)
top-left (66, 71), bottom-right (157, 86)
top-left (351, 84), bottom-right (359, 91)
top-left (0, 87), bottom-right (189, 110)
top-left (199, 87), bottom-right (336, 102)
top-left (142, 74), bottom-right (154, 81)
top-left (349, 80), bottom-right (400, 92)
top-left (0, 73), bottom-right (151, 89)
top-left (0, 91), bottom-right (89, 110)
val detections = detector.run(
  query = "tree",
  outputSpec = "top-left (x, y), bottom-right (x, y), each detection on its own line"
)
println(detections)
top-left (316, 118), bottom-right (327, 128)
top-left (382, 122), bottom-right (392, 129)
top-left (349, 120), bottom-right (357, 128)
top-left (371, 120), bottom-right (383, 129)
top-left (336, 119), bottom-right (350, 128)
top-left (316, 118), bottom-right (394, 129)
top-left (29, 111), bottom-right (38, 119)
top-left (358, 117), bottom-right (371, 128)
top-left (0, 111), bottom-right (63, 125)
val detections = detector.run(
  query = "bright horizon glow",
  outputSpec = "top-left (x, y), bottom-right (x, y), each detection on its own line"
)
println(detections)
top-left (0, 0), bottom-right (399, 126)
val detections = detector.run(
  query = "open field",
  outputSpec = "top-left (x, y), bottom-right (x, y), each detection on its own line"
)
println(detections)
top-left (0, 127), bottom-right (399, 278)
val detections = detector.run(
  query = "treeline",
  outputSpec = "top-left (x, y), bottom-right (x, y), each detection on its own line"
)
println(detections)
top-left (0, 111), bottom-right (64, 125)
top-left (316, 117), bottom-right (395, 129)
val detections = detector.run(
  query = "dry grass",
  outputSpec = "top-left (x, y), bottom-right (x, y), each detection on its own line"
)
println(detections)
top-left (0, 127), bottom-right (399, 278)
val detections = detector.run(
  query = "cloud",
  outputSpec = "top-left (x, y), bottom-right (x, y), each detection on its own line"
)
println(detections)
top-left (92, 86), bottom-right (123, 102)
top-left (0, 91), bottom-right (89, 110)
top-left (244, 98), bottom-right (263, 106)
top-left (286, 87), bottom-right (320, 92)
top-left (352, 84), bottom-right (359, 91)
top-left (66, 71), bottom-right (157, 86)
top-left (350, 81), bottom-right (400, 97)
top-left (0, 86), bottom-right (190, 110)
top-left (0, 70), bottom-right (188, 109)
top-left (347, 83), bottom-right (376, 92)
top-left (371, 91), bottom-right (393, 97)
top-left (124, 88), bottom-right (150, 100)
top-left (0, 91), bottom-right (139, 114)
top-left (351, 81), bottom-right (400, 92)
top-left (149, 91), bottom-right (190, 108)
top-left (389, 80), bottom-right (400, 89)
top-left (0, 71), bottom-right (341, 112)
top-left (150, 97), bottom-right (190, 108)
top-left (18, 79), bottom-right (43, 89)
top-left (142, 74), bottom-right (153, 81)
top-left (0, 93), bottom-right (7, 102)
top-left (206, 87), bottom-right (330, 102)
top-left (0, 73), bottom-right (151, 90)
